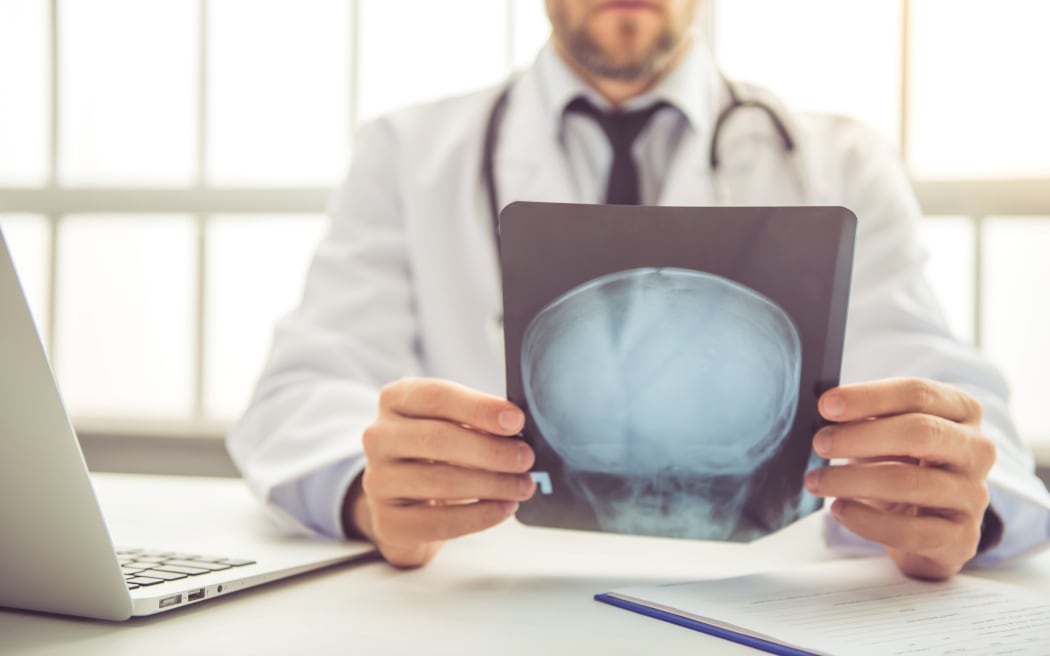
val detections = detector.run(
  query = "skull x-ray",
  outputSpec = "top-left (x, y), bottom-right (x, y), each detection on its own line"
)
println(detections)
top-left (499, 202), bottom-right (856, 542)
top-left (522, 268), bottom-right (801, 540)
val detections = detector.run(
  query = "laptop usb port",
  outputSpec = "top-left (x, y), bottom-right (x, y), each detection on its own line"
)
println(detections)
top-left (159, 594), bottom-right (182, 609)
top-left (187, 588), bottom-right (205, 602)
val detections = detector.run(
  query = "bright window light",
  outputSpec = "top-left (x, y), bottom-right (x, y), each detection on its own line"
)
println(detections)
top-left (714, 0), bottom-right (902, 145)
top-left (512, 0), bottom-right (551, 70)
top-left (0, 0), bottom-right (49, 186)
top-left (203, 214), bottom-right (326, 420)
top-left (54, 216), bottom-right (197, 419)
top-left (59, 0), bottom-right (198, 186)
top-left (919, 216), bottom-right (976, 344)
top-left (909, 0), bottom-right (1050, 177)
top-left (982, 217), bottom-right (1050, 446)
top-left (208, 0), bottom-right (349, 186)
top-left (357, 0), bottom-right (509, 122)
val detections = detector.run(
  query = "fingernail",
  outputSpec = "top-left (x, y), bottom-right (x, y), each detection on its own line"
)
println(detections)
top-left (805, 468), bottom-right (822, 491)
top-left (500, 500), bottom-right (519, 516)
top-left (814, 430), bottom-right (832, 455)
top-left (498, 409), bottom-right (524, 432)
top-left (830, 499), bottom-right (845, 519)
top-left (516, 444), bottom-right (532, 469)
top-left (519, 475), bottom-right (535, 497)
top-left (823, 394), bottom-right (846, 418)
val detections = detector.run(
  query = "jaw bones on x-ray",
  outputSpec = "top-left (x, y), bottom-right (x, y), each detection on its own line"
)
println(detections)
top-left (521, 267), bottom-right (802, 540)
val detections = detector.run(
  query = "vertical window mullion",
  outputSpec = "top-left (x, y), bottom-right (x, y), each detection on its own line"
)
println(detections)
top-left (194, 215), bottom-right (207, 421)
top-left (505, 0), bottom-right (515, 73)
top-left (349, 0), bottom-right (360, 141)
top-left (194, 0), bottom-right (209, 421)
top-left (899, 0), bottom-right (911, 166)
top-left (46, 0), bottom-right (60, 360)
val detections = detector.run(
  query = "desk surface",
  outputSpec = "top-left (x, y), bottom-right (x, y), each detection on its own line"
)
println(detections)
top-left (3, 473), bottom-right (1050, 656)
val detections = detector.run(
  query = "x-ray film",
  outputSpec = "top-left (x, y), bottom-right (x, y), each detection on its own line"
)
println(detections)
top-left (499, 202), bottom-right (856, 541)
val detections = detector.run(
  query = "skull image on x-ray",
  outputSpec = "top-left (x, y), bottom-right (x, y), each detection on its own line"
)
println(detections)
top-left (521, 267), bottom-right (802, 540)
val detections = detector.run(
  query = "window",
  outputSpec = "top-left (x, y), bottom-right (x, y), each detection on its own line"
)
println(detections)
top-left (0, 0), bottom-right (550, 436)
top-left (0, 0), bottom-right (1046, 457)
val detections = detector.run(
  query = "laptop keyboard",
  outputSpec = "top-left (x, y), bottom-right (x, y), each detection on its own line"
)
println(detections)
top-left (116, 547), bottom-right (256, 590)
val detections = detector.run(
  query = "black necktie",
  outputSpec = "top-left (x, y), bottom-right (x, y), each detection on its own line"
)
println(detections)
top-left (566, 97), bottom-right (668, 205)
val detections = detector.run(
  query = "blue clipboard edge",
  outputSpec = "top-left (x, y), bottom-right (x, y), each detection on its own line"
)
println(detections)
top-left (593, 593), bottom-right (818, 656)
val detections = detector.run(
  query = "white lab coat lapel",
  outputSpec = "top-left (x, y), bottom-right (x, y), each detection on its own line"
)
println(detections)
top-left (493, 68), bottom-right (580, 209)
top-left (656, 126), bottom-right (716, 207)
top-left (655, 43), bottom-right (724, 208)
top-left (455, 69), bottom-right (580, 390)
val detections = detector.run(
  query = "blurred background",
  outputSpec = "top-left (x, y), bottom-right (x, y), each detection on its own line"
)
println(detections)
top-left (0, 0), bottom-right (1047, 477)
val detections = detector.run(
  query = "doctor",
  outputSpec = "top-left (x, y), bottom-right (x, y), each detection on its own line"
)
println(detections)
top-left (228, 0), bottom-right (1050, 579)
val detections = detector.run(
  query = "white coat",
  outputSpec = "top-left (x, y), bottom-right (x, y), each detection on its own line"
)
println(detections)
top-left (227, 49), bottom-right (1050, 563)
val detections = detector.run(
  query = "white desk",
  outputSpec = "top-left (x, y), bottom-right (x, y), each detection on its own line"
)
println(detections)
top-left (3, 473), bottom-right (1049, 656)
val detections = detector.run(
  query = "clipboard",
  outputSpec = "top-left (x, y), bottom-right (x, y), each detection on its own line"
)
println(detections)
top-left (498, 202), bottom-right (856, 542)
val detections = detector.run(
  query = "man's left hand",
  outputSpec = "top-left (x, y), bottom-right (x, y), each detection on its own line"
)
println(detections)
top-left (805, 377), bottom-right (996, 580)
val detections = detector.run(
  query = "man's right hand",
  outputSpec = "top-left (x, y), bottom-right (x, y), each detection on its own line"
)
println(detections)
top-left (342, 378), bottom-right (536, 568)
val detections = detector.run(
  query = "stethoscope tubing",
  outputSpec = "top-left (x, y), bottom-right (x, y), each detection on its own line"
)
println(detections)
top-left (481, 75), bottom-right (798, 245)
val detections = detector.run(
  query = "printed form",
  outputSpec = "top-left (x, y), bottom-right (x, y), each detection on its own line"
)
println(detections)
top-left (601, 557), bottom-right (1050, 655)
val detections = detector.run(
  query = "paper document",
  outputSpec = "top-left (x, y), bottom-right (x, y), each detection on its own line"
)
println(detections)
top-left (597, 557), bottom-right (1050, 656)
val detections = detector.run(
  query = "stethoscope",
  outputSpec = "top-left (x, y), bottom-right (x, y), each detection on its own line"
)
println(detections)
top-left (482, 74), bottom-right (804, 245)
top-left (481, 74), bottom-right (805, 355)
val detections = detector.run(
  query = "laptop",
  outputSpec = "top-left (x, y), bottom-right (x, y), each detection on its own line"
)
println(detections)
top-left (0, 229), bottom-right (375, 620)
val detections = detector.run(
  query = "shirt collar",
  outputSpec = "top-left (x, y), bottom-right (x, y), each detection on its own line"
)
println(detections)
top-left (535, 34), bottom-right (717, 133)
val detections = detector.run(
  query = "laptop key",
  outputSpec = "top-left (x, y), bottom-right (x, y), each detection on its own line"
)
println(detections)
top-left (154, 564), bottom-right (211, 576)
top-left (126, 576), bottom-right (165, 586)
top-left (137, 569), bottom-right (188, 581)
top-left (124, 561), bottom-right (167, 570)
top-left (127, 584), bottom-right (140, 590)
top-left (219, 559), bottom-right (256, 567)
top-left (164, 559), bottom-right (232, 571)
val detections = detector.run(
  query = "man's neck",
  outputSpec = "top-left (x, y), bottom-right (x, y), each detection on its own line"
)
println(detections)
top-left (552, 36), bottom-right (692, 107)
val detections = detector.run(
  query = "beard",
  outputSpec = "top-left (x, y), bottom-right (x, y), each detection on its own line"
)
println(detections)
top-left (560, 15), bottom-right (681, 82)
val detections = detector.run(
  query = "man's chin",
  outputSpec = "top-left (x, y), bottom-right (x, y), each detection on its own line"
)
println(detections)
top-left (584, 49), bottom-right (668, 81)
top-left (558, 19), bottom-right (679, 82)
top-left (596, 61), bottom-right (659, 82)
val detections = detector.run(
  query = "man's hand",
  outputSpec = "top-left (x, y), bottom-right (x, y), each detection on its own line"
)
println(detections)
top-left (805, 378), bottom-right (996, 580)
top-left (343, 378), bottom-right (536, 568)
